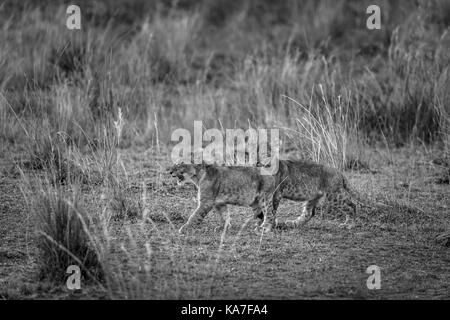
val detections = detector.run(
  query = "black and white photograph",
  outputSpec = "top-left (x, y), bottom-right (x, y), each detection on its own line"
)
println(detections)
top-left (0, 0), bottom-right (449, 303)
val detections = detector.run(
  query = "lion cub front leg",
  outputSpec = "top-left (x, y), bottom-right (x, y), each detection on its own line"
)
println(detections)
top-left (214, 204), bottom-right (231, 232)
top-left (179, 202), bottom-right (214, 234)
top-left (257, 195), bottom-right (277, 233)
top-left (253, 193), bottom-right (281, 230)
top-left (179, 186), bottom-right (215, 234)
top-left (252, 206), bottom-right (264, 227)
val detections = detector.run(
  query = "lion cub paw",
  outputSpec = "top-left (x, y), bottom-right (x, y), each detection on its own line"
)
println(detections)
top-left (178, 223), bottom-right (191, 235)
top-left (254, 222), bottom-right (275, 234)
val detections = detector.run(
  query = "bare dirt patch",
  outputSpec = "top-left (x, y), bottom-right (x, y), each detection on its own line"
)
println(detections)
top-left (0, 147), bottom-right (449, 299)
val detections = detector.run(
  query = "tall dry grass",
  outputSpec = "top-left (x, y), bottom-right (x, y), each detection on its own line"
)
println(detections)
top-left (20, 176), bottom-right (104, 283)
top-left (2, 1), bottom-right (449, 151)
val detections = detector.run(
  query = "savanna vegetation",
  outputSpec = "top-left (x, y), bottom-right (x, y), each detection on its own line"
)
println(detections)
top-left (0, 0), bottom-right (449, 299)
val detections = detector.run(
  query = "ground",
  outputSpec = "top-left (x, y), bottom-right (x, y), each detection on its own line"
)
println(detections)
top-left (0, 145), bottom-right (449, 299)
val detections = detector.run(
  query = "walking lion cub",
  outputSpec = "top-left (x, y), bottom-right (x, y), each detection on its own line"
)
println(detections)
top-left (168, 163), bottom-right (281, 234)
top-left (168, 160), bottom-right (385, 233)
top-left (254, 160), bottom-right (366, 228)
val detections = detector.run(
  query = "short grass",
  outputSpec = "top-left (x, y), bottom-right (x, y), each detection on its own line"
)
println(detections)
top-left (1, 145), bottom-right (449, 299)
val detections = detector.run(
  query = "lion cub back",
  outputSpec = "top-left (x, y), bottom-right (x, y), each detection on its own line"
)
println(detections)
top-left (277, 160), bottom-right (346, 200)
top-left (201, 166), bottom-right (276, 207)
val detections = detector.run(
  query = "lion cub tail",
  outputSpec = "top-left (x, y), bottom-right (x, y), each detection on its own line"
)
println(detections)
top-left (342, 177), bottom-right (391, 210)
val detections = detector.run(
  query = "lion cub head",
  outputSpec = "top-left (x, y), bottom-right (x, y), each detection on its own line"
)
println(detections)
top-left (168, 163), bottom-right (211, 185)
top-left (168, 163), bottom-right (196, 180)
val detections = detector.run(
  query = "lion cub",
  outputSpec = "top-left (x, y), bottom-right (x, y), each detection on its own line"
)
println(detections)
top-left (168, 163), bottom-right (280, 234)
top-left (255, 160), bottom-right (382, 228)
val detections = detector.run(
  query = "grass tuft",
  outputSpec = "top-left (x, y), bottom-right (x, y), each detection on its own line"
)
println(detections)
top-left (24, 181), bottom-right (103, 283)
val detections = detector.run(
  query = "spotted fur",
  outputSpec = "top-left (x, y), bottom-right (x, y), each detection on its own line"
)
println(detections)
top-left (168, 163), bottom-right (280, 233)
top-left (255, 160), bottom-right (378, 228)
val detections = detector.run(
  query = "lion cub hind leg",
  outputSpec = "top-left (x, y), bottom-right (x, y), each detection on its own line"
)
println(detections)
top-left (256, 194), bottom-right (278, 233)
top-left (337, 194), bottom-right (357, 229)
top-left (252, 206), bottom-right (264, 228)
top-left (283, 192), bottom-right (325, 229)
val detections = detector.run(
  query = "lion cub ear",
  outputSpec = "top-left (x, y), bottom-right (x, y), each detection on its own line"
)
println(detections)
top-left (259, 154), bottom-right (279, 167)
